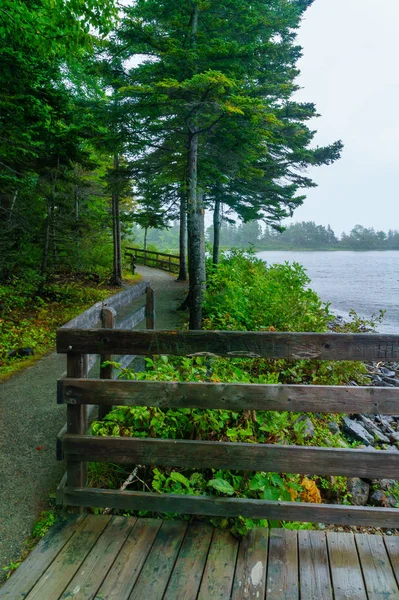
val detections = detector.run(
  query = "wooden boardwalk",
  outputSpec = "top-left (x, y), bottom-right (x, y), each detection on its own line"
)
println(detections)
top-left (2, 514), bottom-right (399, 599)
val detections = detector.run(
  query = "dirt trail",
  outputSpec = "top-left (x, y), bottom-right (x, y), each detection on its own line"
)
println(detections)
top-left (0, 267), bottom-right (187, 581)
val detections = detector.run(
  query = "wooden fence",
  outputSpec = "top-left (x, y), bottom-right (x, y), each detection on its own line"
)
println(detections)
top-left (56, 329), bottom-right (399, 526)
top-left (125, 247), bottom-right (180, 274)
top-left (56, 281), bottom-right (155, 458)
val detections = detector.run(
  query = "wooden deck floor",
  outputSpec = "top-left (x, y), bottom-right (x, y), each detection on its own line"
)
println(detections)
top-left (2, 514), bottom-right (399, 599)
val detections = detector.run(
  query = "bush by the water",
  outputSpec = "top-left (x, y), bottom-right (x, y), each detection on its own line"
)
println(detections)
top-left (90, 251), bottom-right (372, 534)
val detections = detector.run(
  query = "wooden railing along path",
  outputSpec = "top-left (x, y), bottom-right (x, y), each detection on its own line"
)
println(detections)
top-left (125, 247), bottom-right (180, 274)
top-left (56, 281), bottom-right (155, 459)
top-left (5, 312), bottom-right (399, 599)
top-left (56, 328), bottom-right (399, 527)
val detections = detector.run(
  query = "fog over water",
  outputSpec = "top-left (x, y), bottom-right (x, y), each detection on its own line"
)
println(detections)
top-left (257, 251), bottom-right (399, 333)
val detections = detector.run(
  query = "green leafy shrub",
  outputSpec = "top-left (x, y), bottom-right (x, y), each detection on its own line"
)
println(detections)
top-left (89, 251), bottom-right (381, 534)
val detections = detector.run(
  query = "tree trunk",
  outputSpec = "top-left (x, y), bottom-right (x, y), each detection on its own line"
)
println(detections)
top-left (110, 154), bottom-right (122, 286)
top-left (187, 131), bottom-right (205, 330)
top-left (144, 227), bottom-right (148, 251)
top-left (38, 201), bottom-right (51, 295)
top-left (213, 197), bottom-right (221, 265)
top-left (177, 188), bottom-right (187, 281)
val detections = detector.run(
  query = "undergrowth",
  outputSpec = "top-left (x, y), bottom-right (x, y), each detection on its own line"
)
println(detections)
top-left (89, 251), bottom-right (380, 536)
top-left (0, 272), bottom-right (141, 381)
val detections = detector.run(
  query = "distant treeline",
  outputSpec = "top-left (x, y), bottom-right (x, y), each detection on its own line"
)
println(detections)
top-left (206, 221), bottom-right (399, 251)
top-left (132, 221), bottom-right (399, 252)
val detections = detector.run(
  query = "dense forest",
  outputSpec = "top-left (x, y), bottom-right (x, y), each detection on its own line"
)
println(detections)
top-left (0, 0), bottom-right (342, 328)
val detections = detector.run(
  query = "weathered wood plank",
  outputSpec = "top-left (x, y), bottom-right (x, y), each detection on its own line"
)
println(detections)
top-left (61, 301), bottom-right (103, 330)
top-left (327, 532), bottom-right (367, 600)
top-left (99, 307), bottom-right (116, 421)
top-left (384, 535), bottom-right (399, 588)
top-left (163, 522), bottom-right (213, 600)
top-left (103, 281), bottom-right (148, 313)
top-left (0, 515), bottom-right (87, 599)
top-left (61, 488), bottom-right (399, 527)
top-left (298, 530), bottom-right (332, 600)
top-left (128, 521), bottom-right (187, 600)
top-left (127, 247), bottom-right (179, 260)
top-left (145, 286), bottom-right (155, 329)
top-left (95, 518), bottom-right (162, 600)
top-left (266, 529), bottom-right (298, 600)
top-left (58, 378), bottom-right (399, 415)
top-left (60, 516), bottom-right (134, 600)
top-left (56, 472), bottom-right (67, 504)
top-left (198, 529), bottom-right (239, 600)
top-left (231, 527), bottom-right (268, 599)
top-left (66, 354), bottom-right (88, 496)
top-left (355, 533), bottom-right (399, 599)
top-left (25, 515), bottom-right (110, 600)
top-left (63, 435), bottom-right (399, 479)
top-left (56, 329), bottom-right (399, 361)
top-left (118, 306), bottom-right (146, 331)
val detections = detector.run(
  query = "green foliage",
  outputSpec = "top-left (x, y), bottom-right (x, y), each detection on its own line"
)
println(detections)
top-left (203, 249), bottom-right (330, 332)
top-left (88, 252), bottom-right (379, 533)
top-left (31, 511), bottom-right (57, 539)
top-left (0, 279), bottom-right (117, 380)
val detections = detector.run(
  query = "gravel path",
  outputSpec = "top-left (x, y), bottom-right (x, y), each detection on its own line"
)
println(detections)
top-left (0, 267), bottom-right (188, 582)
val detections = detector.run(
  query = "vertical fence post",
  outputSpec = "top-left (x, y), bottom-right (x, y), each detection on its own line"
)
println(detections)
top-left (146, 286), bottom-right (155, 329)
top-left (99, 306), bottom-right (116, 420)
top-left (66, 352), bottom-right (88, 508)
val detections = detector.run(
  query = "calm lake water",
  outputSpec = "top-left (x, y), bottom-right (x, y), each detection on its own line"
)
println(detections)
top-left (257, 251), bottom-right (399, 334)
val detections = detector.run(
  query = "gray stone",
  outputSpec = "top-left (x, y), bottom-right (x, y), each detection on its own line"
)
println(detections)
top-left (382, 377), bottom-right (399, 387)
top-left (369, 490), bottom-right (387, 506)
top-left (380, 367), bottom-right (396, 377)
top-left (293, 415), bottom-right (315, 440)
top-left (369, 490), bottom-right (399, 508)
top-left (389, 432), bottom-right (399, 444)
top-left (358, 415), bottom-right (391, 444)
top-left (379, 479), bottom-right (397, 491)
top-left (347, 477), bottom-right (370, 506)
top-left (342, 417), bottom-right (374, 446)
top-left (327, 421), bottom-right (340, 435)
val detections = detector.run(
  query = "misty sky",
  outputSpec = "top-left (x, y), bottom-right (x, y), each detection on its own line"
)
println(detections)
top-left (288, 0), bottom-right (399, 235)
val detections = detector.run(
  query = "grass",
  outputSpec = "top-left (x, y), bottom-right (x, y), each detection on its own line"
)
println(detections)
top-left (0, 271), bottom-right (142, 382)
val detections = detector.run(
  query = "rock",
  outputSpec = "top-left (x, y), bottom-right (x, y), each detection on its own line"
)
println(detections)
top-left (389, 432), bottom-right (399, 444)
top-left (335, 438), bottom-right (349, 448)
top-left (358, 415), bottom-right (391, 444)
top-left (379, 479), bottom-right (397, 491)
top-left (369, 490), bottom-right (398, 508)
top-left (376, 416), bottom-right (395, 433)
top-left (293, 415), bottom-right (315, 440)
top-left (369, 490), bottom-right (387, 506)
top-left (328, 421), bottom-right (340, 435)
top-left (7, 347), bottom-right (34, 359)
top-left (380, 381), bottom-right (395, 387)
top-left (380, 367), bottom-right (396, 377)
top-left (342, 417), bottom-right (374, 446)
top-left (347, 477), bottom-right (370, 506)
top-left (382, 377), bottom-right (399, 387)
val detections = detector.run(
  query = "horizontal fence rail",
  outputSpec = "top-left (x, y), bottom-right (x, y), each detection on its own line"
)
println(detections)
top-left (125, 247), bottom-right (180, 274)
top-left (57, 329), bottom-right (399, 362)
top-left (60, 488), bottom-right (399, 528)
top-left (58, 379), bottom-right (399, 415)
top-left (62, 435), bottom-right (399, 479)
